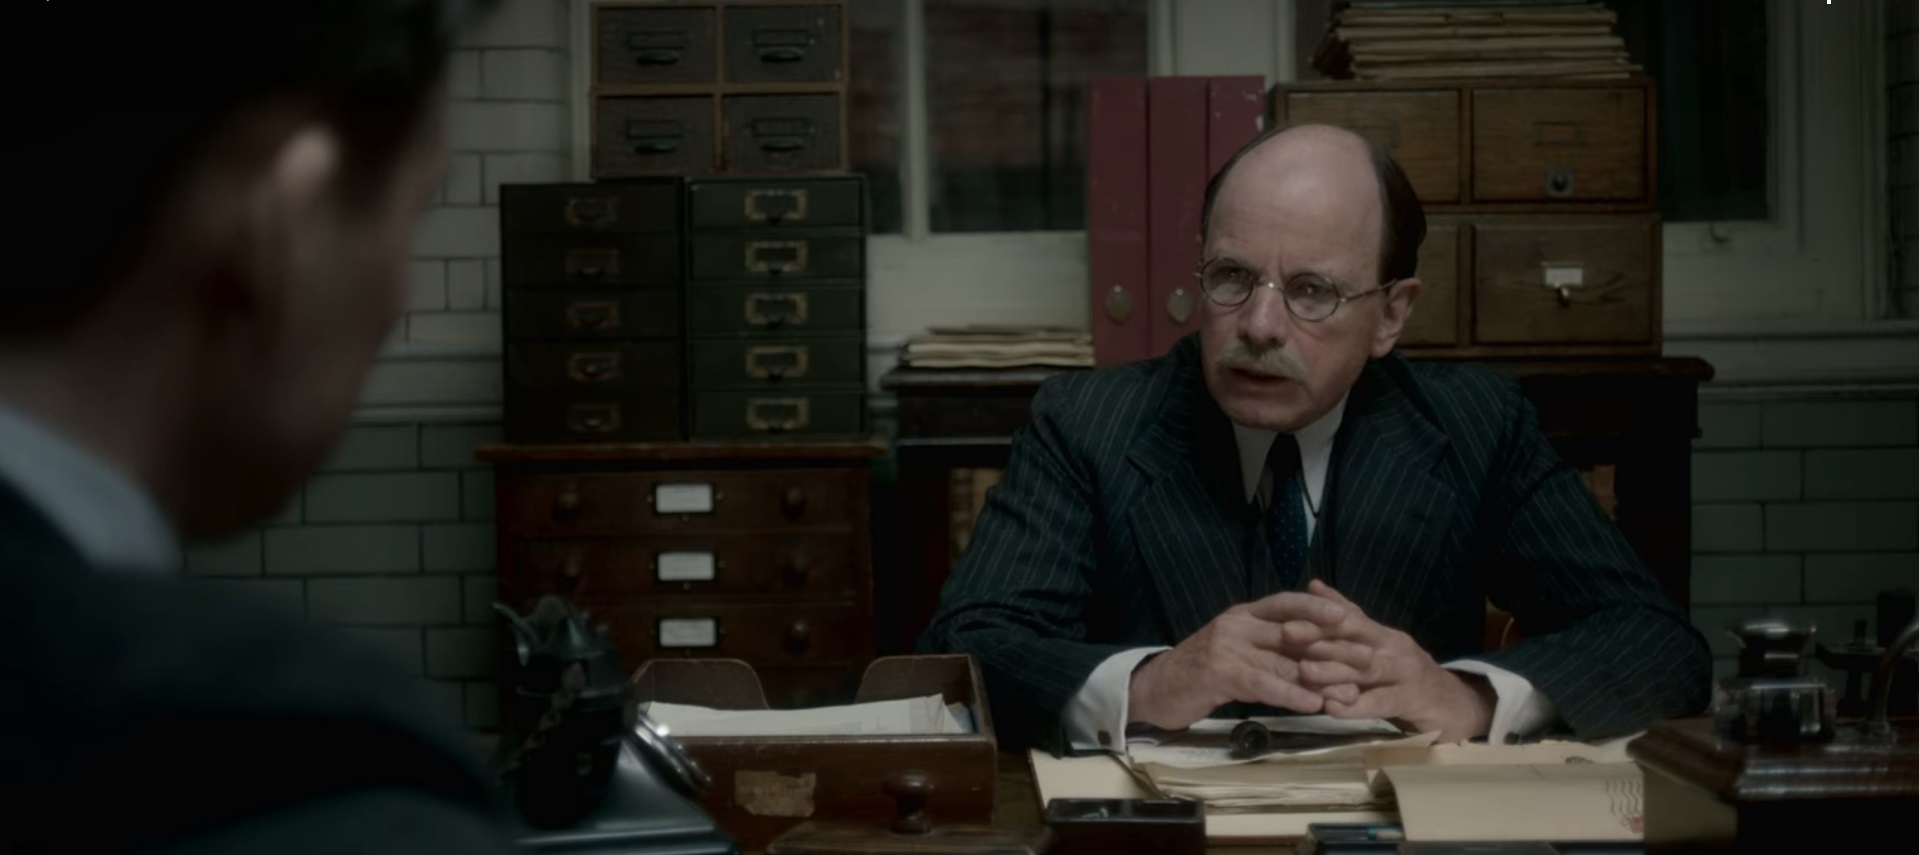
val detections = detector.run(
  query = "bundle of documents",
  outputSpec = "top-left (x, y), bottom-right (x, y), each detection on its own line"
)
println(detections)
top-left (900, 325), bottom-right (1094, 370)
top-left (1312, 1), bottom-right (1640, 81)
top-left (1123, 716), bottom-right (1435, 812)
top-left (644, 693), bottom-right (975, 737)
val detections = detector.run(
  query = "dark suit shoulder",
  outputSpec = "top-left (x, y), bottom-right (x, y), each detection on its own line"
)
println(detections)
top-left (1030, 341), bottom-right (1193, 446)
top-left (1386, 355), bottom-right (1528, 438)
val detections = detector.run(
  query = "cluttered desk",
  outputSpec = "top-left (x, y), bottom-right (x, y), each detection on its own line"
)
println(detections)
top-left (495, 592), bottom-right (1919, 855)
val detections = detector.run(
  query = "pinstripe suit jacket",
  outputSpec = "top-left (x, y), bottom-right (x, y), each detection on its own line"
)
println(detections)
top-left (919, 334), bottom-right (1710, 749)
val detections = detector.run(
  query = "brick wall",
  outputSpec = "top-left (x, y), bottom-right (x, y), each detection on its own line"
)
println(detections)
top-left (408, 0), bottom-right (570, 346)
top-left (1893, 2), bottom-right (1918, 317)
top-left (185, 423), bottom-right (506, 729)
top-left (1690, 396), bottom-right (1919, 684)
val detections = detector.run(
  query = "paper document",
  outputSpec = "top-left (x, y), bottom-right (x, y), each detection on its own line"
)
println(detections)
top-left (1122, 716), bottom-right (1436, 813)
top-left (1382, 761), bottom-right (1644, 842)
top-left (645, 694), bottom-right (973, 738)
top-left (1126, 715), bottom-right (1432, 769)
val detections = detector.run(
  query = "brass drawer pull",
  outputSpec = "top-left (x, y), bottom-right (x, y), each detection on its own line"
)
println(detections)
top-left (781, 486), bottom-right (808, 520)
top-left (567, 351), bottom-right (623, 383)
top-left (783, 618), bottom-right (812, 654)
top-left (745, 345), bottom-right (809, 381)
top-left (745, 240), bottom-right (807, 275)
top-left (745, 397), bottom-right (809, 433)
top-left (565, 404), bottom-right (622, 435)
top-left (626, 29), bottom-right (688, 65)
top-left (565, 248), bottom-right (619, 279)
top-left (745, 188), bottom-right (808, 223)
top-left (564, 196), bottom-right (616, 227)
top-left (565, 300), bottom-right (620, 331)
top-left (744, 292), bottom-right (808, 328)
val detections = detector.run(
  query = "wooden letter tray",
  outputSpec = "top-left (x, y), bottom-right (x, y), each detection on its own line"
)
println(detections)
top-left (630, 655), bottom-right (999, 851)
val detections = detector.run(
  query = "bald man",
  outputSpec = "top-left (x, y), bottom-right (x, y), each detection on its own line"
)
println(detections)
top-left (919, 125), bottom-right (1710, 753)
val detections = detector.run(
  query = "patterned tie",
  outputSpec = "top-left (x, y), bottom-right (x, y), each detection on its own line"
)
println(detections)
top-left (1262, 434), bottom-right (1308, 592)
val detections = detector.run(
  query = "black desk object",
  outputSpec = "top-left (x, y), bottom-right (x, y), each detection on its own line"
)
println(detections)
top-left (517, 742), bottom-right (738, 855)
top-left (882, 356), bottom-right (1712, 654)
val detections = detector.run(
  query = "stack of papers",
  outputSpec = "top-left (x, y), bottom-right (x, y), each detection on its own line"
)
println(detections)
top-left (1123, 716), bottom-right (1436, 812)
top-left (645, 694), bottom-right (974, 738)
top-left (900, 325), bottom-right (1094, 370)
top-left (1312, 1), bottom-right (1640, 81)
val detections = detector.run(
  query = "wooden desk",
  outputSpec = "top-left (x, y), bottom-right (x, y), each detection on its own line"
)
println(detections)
top-left (990, 752), bottom-right (1297, 854)
top-left (883, 356), bottom-right (1713, 654)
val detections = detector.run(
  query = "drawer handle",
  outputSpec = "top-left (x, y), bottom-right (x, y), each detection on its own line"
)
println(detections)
top-left (759, 46), bottom-right (806, 63)
top-left (626, 30), bottom-right (687, 65)
top-left (745, 188), bottom-right (808, 223)
top-left (565, 248), bottom-right (619, 279)
top-left (759, 137), bottom-right (806, 153)
top-left (625, 119), bottom-right (685, 154)
top-left (753, 28), bottom-right (815, 63)
top-left (746, 397), bottom-right (809, 433)
top-left (784, 619), bottom-right (812, 653)
top-left (746, 345), bottom-right (809, 381)
top-left (1544, 169), bottom-right (1575, 198)
top-left (559, 552), bottom-right (584, 588)
top-left (566, 403), bottom-right (622, 434)
top-left (564, 197), bottom-right (616, 227)
top-left (745, 292), bottom-right (808, 328)
top-left (565, 300), bottom-right (620, 331)
top-left (886, 772), bottom-right (935, 835)
top-left (781, 486), bottom-right (808, 519)
top-left (746, 240), bottom-right (809, 276)
top-left (554, 486), bottom-right (582, 517)
top-left (750, 117), bottom-right (814, 155)
top-left (783, 554), bottom-right (811, 588)
top-left (568, 351), bottom-right (623, 383)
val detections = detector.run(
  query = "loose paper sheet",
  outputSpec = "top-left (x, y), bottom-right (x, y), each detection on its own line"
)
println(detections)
top-left (1382, 761), bottom-right (1644, 842)
top-left (645, 694), bottom-right (971, 737)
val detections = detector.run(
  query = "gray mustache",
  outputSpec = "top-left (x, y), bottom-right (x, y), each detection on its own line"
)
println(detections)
top-left (1215, 340), bottom-right (1307, 380)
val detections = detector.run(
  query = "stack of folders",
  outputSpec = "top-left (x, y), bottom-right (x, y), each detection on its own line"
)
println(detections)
top-left (1312, 1), bottom-right (1640, 81)
top-left (900, 325), bottom-right (1094, 370)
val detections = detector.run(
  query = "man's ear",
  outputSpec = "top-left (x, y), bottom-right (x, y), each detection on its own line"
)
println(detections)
top-left (1370, 278), bottom-right (1421, 359)
top-left (199, 124), bottom-right (343, 344)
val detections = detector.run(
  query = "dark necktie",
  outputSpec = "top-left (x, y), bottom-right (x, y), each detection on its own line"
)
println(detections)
top-left (1262, 434), bottom-right (1308, 592)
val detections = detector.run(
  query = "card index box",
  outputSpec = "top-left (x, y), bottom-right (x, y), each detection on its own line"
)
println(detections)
top-left (630, 654), bottom-right (999, 852)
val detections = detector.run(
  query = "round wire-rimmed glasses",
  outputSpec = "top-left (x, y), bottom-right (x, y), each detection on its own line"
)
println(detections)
top-left (1194, 257), bottom-right (1396, 323)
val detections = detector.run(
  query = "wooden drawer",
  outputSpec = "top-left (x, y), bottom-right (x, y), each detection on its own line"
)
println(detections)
top-left (594, 96), bottom-right (717, 177)
top-left (686, 284), bottom-right (864, 336)
top-left (499, 182), bottom-right (680, 236)
top-left (722, 4), bottom-right (845, 84)
top-left (1278, 89), bottom-right (1460, 203)
top-left (1472, 86), bottom-right (1648, 202)
top-left (611, 602), bottom-right (869, 665)
top-left (596, 5), bottom-right (718, 86)
top-left (505, 342), bottom-right (682, 391)
top-left (501, 235), bottom-right (682, 288)
top-left (722, 94), bottom-right (844, 173)
top-left (506, 532), bottom-right (862, 602)
top-left (1472, 217), bottom-right (1657, 345)
top-left (751, 665), bottom-right (861, 709)
top-left (497, 468), bottom-right (865, 537)
top-left (1400, 219), bottom-right (1461, 347)
top-left (687, 177), bottom-right (865, 231)
top-left (503, 289), bottom-right (680, 341)
top-left (688, 234), bottom-right (864, 280)
top-left (688, 336), bottom-right (865, 390)
top-left (502, 391), bottom-right (683, 444)
top-left (691, 390), bottom-right (866, 440)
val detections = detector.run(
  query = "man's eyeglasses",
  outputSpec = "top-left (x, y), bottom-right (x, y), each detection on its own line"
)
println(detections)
top-left (1195, 258), bottom-right (1395, 323)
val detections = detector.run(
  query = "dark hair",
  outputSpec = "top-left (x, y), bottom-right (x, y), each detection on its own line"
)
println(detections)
top-left (1199, 123), bottom-right (1427, 284)
top-left (10, 0), bottom-right (497, 331)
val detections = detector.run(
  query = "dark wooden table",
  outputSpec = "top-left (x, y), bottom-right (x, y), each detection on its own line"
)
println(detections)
top-left (883, 356), bottom-right (1715, 654)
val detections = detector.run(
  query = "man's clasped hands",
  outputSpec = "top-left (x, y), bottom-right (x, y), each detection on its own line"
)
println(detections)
top-left (1126, 580), bottom-right (1497, 741)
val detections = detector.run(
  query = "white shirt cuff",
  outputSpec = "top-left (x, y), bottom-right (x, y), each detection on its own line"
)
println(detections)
top-left (1444, 659), bottom-right (1558, 743)
top-left (1062, 647), bottom-right (1172, 752)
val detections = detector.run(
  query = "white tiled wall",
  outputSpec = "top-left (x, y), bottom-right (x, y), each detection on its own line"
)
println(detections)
top-left (407, 0), bottom-right (571, 347)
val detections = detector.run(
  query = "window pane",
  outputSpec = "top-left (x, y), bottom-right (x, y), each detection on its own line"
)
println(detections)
top-left (850, 0), bottom-right (905, 234)
top-left (1611, 0), bottom-right (1770, 222)
top-left (926, 0), bottom-right (1150, 232)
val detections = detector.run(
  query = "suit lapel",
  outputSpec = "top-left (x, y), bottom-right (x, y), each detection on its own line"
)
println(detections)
top-left (1311, 357), bottom-right (1462, 631)
top-left (1125, 340), bottom-right (1253, 643)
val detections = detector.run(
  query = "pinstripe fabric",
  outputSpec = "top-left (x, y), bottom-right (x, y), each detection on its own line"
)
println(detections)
top-left (918, 334), bottom-right (1711, 750)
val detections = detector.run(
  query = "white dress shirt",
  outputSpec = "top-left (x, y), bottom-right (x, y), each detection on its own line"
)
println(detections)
top-left (0, 398), bottom-right (179, 573)
top-left (1061, 394), bottom-right (1557, 750)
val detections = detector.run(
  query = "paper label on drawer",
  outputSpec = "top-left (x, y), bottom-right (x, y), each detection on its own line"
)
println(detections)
top-left (658, 617), bottom-right (718, 648)
top-left (654, 483), bottom-right (714, 514)
top-left (1542, 264), bottom-right (1585, 289)
top-left (657, 551), bottom-right (717, 582)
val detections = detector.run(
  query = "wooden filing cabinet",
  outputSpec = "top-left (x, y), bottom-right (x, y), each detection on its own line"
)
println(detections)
top-left (683, 174), bottom-right (868, 440)
top-left (482, 440), bottom-right (886, 709)
top-left (590, 0), bottom-right (850, 178)
top-left (1272, 77), bottom-right (1661, 357)
top-left (498, 181), bottom-right (688, 442)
